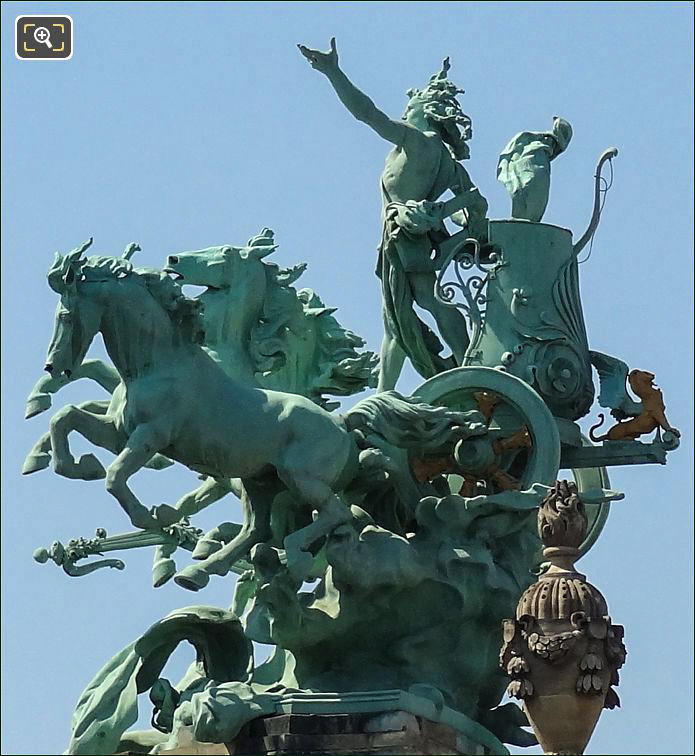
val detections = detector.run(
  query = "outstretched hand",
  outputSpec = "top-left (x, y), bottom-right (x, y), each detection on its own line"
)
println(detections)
top-left (298, 37), bottom-right (339, 74)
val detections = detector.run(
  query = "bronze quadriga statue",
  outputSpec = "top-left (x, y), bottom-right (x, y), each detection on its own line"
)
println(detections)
top-left (21, 39), bottom-right (678, 756)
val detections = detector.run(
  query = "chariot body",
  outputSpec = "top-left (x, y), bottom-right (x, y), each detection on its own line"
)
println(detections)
top-left (419, 189), bottom-right (678, 554)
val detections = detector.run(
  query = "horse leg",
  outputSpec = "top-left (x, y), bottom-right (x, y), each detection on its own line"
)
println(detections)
top-left (149, 476), bottom-right (237, 528)
top-left (153, 520), bottom-right (240, 588)
top-left (25, 359), bottom-right (120, 419)
top-left (78, 358), bottom-right (121, 392)
top-left (49, 404), bottom-right (123, 481)
top-left (152, 542), bottom-right (178, 588)
top-left (173, 476), bottom-right (235, 520)
top-left (25, 374), bottom-right (68, 419)
top-left (192, 520), bottom-right (242, 560)
top-left (22, 432), bottom-right (52, 475)
top-left (23, 400), bottom-right (110, 475)
top-left (152, 483), bottom-right (240, 586)
top-left (104, 423), bottom-right (170, 530)
top-left (25, 399), bottom-right (169, 476)
top-left (175, 477), bottom-right (277, 591)
top-left (281, 477), bottom-right (352, 583)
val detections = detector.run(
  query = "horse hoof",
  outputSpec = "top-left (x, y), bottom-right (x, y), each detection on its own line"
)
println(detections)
top-left (22, 452), bottom-right (51, 475)
top-left (131, 511), bottom-right (160, 531)
top-left (174, 566), bottom-right (210, 591)
top-left (192, 538), bottom-right (223, 560)
top-left (25, 394), bottom-right (52, 419)
top-left (77, 454), bottom-right (106, 480)
top-left (152, 558), bottom-right (177, 588)
top-left (152, 504), bottom-right (181, 527)
top-left (146, 453), bottom-right (174, 471)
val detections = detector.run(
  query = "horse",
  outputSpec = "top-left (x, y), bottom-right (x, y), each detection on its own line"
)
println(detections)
top-left (23, 230), bottom-right (377, 476)
top-left (165, 228), bottom-right (377, 408)
top-left (42, 242), bottom-right (486, 589)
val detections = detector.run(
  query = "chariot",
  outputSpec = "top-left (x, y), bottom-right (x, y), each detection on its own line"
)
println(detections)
top-left (27, 154), bottom-right (678, 579)
top-left (420, 157), bottom-right (678, 555)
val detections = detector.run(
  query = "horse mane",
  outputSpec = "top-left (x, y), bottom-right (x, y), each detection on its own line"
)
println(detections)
top-left (137, 269), bottom-right (205, 345)
top-left (297, 289), bottom-right (378, 399)
top-left (80, 254), bottom-right (134, 279)
top-left (249, 258), bottom-right (377, 406)
top-left (80, 257), bottom-right (205, 345)
top-left (249, 260), bottom-right (306, 373)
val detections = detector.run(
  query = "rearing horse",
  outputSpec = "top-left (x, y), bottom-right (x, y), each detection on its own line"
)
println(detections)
top-left (23, 229), bottom-right (377, 479)
top-left (43, 242), bottom-right (485, 588)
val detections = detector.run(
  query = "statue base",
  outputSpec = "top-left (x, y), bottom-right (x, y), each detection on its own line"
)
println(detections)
top-left (228, 711), bottom-right (486, 755)
top-left (226, 690), bottom-right (504, 755)
top-left (116, 690), bottom-right (506, 755)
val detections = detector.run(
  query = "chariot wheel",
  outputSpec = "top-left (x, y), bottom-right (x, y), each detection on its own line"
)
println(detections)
top-left (414, 367), bottom-right (561, 492)
top-left (412, 367), bottom-right (610, 556)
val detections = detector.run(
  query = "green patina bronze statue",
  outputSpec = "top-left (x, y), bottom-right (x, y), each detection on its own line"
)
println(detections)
top-left (37, 237), bottom-right (490, 588)
top-left (22, 40), bottom-right (681, 756)
top-left (299, 39), bottom-right (489, 391)
top-left (497, 117), bottom-right (573, 222)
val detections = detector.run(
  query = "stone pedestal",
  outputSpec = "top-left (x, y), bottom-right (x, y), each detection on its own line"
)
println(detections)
top-left (500, 481), bottom-right (627, 755)
top-left (117, 690), bottom-right (505, 756)
top-left (227, 711), bottom-right (492, 755)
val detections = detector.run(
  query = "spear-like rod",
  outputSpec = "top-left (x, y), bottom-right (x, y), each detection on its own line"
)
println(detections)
top-left (33, 521), bottom-right (201, 578)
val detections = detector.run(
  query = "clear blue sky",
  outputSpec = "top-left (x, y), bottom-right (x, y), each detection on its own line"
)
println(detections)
top-left (2, 2), bottom-right (693, 754)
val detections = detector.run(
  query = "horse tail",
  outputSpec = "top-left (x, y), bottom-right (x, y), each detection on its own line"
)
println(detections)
top-left (589, 413), bottom-right (608, 442)
top-left (344, 390), bottom-right (481, 453)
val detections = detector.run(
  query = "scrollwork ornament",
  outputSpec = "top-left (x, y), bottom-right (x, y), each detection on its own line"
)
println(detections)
top-left (435, 238), bottom-right (504, 360)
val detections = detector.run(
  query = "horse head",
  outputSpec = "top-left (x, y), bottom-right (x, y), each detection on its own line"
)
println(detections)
top-left (291, 289), bottom-right (379, 405)
top-left (164, 228), bottom-right (277, 291)
top-left (44, 238), bottom-right (102, 378)
top-left (45, 239), bottom-right (189, 381)
top-left (160, 229), bottom-right (378, 402)
top-left (162, 229), bottom-right (278, 382)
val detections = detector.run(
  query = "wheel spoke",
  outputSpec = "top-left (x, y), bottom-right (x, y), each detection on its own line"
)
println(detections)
top-left (493, 426), bottom-right (532, 454)
top-left (473, 390), bottom-right (499, 424)
top-left (490, 468), bottom-right (521, 491)
top-left (412, 454), bottom-right (455, 483)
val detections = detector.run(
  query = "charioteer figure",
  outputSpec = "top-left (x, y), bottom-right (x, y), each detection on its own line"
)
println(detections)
top-left (299, 38), bottom-right (489, 391)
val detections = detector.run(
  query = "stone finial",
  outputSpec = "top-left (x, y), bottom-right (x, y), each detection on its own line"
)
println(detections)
top-left (500, 481), bottom-right (626, 755)
top-left (537, 479), bottom-right (587, 549)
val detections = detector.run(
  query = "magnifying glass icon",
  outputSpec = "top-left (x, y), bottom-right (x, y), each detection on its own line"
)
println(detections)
top-left (33, 27), bottom-right (53, 49)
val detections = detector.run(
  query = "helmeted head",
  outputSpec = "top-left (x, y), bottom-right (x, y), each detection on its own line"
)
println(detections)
top-left (403, 57), bottom-right (472, 160)
top-left (550, 116), bottom-right (573, 156)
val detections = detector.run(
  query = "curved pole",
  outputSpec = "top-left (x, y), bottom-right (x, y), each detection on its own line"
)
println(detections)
top-left (62, 557), bottom-right (126, 577)
top-left (573, 147), bottom-right (619, 257)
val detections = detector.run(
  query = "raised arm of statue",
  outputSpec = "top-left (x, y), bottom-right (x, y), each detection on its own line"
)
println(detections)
top-left (298, 37), bottom-right (409, 146)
